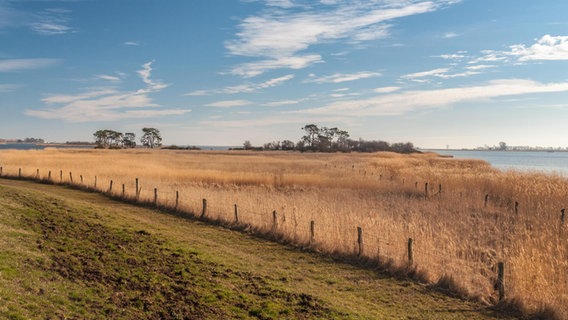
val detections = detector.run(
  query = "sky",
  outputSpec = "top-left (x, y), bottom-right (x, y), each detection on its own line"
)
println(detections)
top-left (2, 0), bottom-right (568, 149)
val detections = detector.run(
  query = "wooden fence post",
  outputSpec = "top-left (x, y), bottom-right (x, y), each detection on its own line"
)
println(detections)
top-left (496, 262), bottom-right (505, 301)
top-left (407, 238), bottom-right (414, 267)
top-left (272, 210), bottom-right (278, 231)
top-left (80, 175), bottom-right (83, 184)
top-left (94, 176), bottom-right (97, 189)
top-left (153, 188), bottom-right (158, 205)
top-left (357, 226), bottom-right (363, 257)
top-left (201, 198), bottom-right (207, 218)
top-left (122, 184), bottom-right (125, 198)
top-left (18, 168), bottom-right (21, 178)
top-left (514, 202), bottom-right (519, 215)
top-left (135, 178), bottom-right (140, 200)
top-left (48, 171), bottom-right (51, 180)
top-left (109, 180), bottom-right (113, 193)
top-left (438, 184), bottom-right (442, 195)
top-left (36, 169), bottom-right (40, 179)
top-left (0, 166), bottom-right (3, 176)
top-left (59, 170), bottom-right (62, 182)
top-left (175, 191), bottom-right (179, 211)
top-left (424, 182), bottom-right (428, 198)
top-left (234, 204), bottom-right (238, 223)
top-left (484, 194), bottom-right (489, 207)
top-left (560, 208), bottom-right (565, 236)
top-left (69, 172), bottom-right (73, 183)
top-left (310, 221), bottom-right (315, 244)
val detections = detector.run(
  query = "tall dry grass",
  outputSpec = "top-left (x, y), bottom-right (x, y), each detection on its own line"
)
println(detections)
top-left (1, 148), bottom-right (566, 318)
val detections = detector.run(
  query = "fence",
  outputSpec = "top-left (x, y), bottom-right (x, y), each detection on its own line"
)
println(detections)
top-left (0, 165), bottom-right (566, 315)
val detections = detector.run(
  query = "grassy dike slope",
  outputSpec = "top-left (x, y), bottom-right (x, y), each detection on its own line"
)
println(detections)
top-left (0, 179), bottom-right (515, 320)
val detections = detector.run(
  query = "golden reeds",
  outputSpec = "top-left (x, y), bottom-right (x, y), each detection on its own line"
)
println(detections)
top-left (0, 148), bottom-right (566, 318)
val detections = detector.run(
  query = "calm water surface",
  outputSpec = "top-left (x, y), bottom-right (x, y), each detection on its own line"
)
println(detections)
top-left (430, 150), bottom-right (568, 176)
top-left (0, 144), bottom-right (93, 150)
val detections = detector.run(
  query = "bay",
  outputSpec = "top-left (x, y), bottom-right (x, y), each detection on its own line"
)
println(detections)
top-left (429, 149), bottom-right (568, 176)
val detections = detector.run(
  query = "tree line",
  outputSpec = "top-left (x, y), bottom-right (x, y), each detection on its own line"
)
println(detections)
top-left (93, 127), bottom-right (162, 149)
top-left (241, 124), bottom-right (417, 153)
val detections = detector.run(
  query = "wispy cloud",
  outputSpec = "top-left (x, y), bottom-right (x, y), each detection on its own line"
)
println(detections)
top-left (123, 41), bottom-right (142, 46)
top-left (263, 98), bottom-right (306, 107)
top-left (295, 79), bottom-right (568, 117)
top-left (230, 55), bottom-right (322, 78)
top-left (305, 71), bottom-right (381, 84)
top-left (402, 68), bottom-right (450, 80)
top-left (95, 74), bottom-right (122, 82)
top-left (25, 61), bottom-right (188, 122)
top-left (374, 86), bottom-right (401, 93)
top-left (0, 58), bottom-right (61, 72)
top-left (227, 0), bottom-right (461, 77)
top-left (402, 67), bottom-right (479, 81)
top-left (205, 100), bottom-right (251, 108)
top-left (186, 74), bottom-right (294, 96)
top-left (443, 32), bottom-right (459, 38)
top-left (30, 8), bottom-right (74, 35)
top-left (0, 83), bottom-right (20, 92)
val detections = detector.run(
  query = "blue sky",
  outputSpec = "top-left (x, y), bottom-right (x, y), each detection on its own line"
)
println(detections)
top-left (2, 0), bottom-right (568, 148)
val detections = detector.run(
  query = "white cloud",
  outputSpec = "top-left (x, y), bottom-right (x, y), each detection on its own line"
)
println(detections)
top-left (305, 71), bottom-right (381, 84)
top-left (96, 74), bottom-right (122, 82)
top-left (30, 8), bottom-right (74, 35)
top-left (437, 53), bottom-right (467, 60)
top-left (231, 55), bottom-right (322, 78)
top-left (26, 61), bottom-right (188, 122)
top-left (374, 86), bottom-right (401, 93)
top-left (443, 32), bottom-right (459, 38)
top-left (123, 41), bottom-right (141, 46)
top-left (186, 74), bottom-right (294, 95)
top-left (509, 35), bottom-right (568, 61)
top-left (137, 61), bottom-right (169, 92)
top-left (295, 79), bottom-right (568, 117)
top-left (402, 67), bottom-right (479, 81)
top-left (227, 1), bottom-right (460, 77)
top-left (465, 64), bottom-right (496, 71)
top-left (205, 100), bottom-right (251, 108)
top-left (402, 68), bottom-right (449, 80)
top-left (264, 99), bottom-right (305, 107)
top-left (265, 0), bottom-right (295, 8)
top-left (0, 58), bottom-right (61, 72)
top-left (467, 35), bottom-right (568, 66)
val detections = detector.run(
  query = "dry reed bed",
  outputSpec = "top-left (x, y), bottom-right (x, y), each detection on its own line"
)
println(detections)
top-left (0, 148), bottom-right (566, 318)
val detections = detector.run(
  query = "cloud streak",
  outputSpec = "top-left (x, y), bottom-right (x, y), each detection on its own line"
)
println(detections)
top-left (0, 58), bottom-right (61, 72)
top-left (305, 71), bottom-right (381, 84)
top-left (295, 79), bottom-right (568, 117)
top-left (227, 0), bottom-right (460, 77)
top-left (186, 74), bottom-right (294, 96)
top-left (25, 61), bottom-right (189, 122)
top-left (30, 8), bottom-right (75, 35)
top-left (205, 100), bottom-right (252, 108)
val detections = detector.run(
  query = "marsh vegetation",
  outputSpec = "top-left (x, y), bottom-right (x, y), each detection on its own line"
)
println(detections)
top-left (1, 148), bottom-right (566, 318)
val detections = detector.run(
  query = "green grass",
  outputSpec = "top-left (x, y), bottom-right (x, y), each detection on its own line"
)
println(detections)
top-left (0, 179), bottom-right (517, 319)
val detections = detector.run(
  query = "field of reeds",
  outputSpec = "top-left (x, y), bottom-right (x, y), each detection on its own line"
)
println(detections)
top-left (1, 148), bottom-right (566, 319)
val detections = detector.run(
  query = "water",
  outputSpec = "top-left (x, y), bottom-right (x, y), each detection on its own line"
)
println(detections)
top-left (430, 150), bottom-right (568, 176)
top-left (0, 144), bottom-right (94, 150)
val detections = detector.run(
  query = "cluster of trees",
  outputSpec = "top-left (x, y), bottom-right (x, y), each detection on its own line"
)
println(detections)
top-left (93, 128), bottom-right (162, 149)
top-left (18, 137), bottom-right (45, 144)
top-left (244, 124), bottom-right (417, 153)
